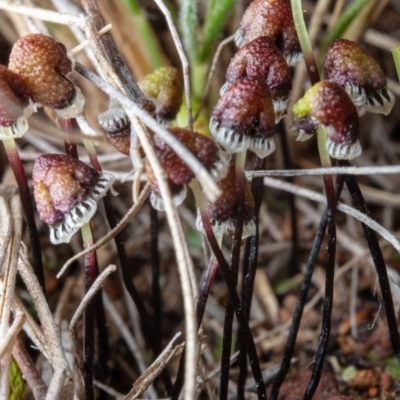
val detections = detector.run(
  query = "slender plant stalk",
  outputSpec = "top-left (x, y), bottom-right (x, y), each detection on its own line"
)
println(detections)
top-left (150, 205), bottom-right (162, 343)
top-left (291, 2), bottom-right (338, 396)
top-left (278, 123), bottom-right (298, 275)
top-left (171, 256), bottom-right (219, 399)
top-left (84, 139), bottom-right (173, 394)
top-left (237, 156), bottom-right (265, 400)
top-left (269, 173), bottom-right (342, 399)
top-left (191, 180), bottom-right (266, 400)
top-left (2, 138), bottom-right (45, 293)
top-left (81, 222), bottom-right (96, 400)
top-left (339, 160), bottom-right (400, 363)
top-left (220, 152), bottom-right (247, 400)
top-left (392, 45), bottom-right (400, 80)
top-left (290, 0), bottom-right (320, 85)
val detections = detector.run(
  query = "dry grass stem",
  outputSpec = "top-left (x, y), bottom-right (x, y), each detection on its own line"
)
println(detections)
top-left (124, 333), bottom-right (183, 400)
top-left (0, 311), bottom-right (25, 358)
top-left (58, 184), bottom-right (150, 277)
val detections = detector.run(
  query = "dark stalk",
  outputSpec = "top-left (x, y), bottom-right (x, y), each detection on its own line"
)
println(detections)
top-left (94, 259), bottom-right (109, 386)
top-left (237, 156), bottom-right (265, 400)
top-left (219, 162), bottom-right (246, 400)
top-left (303, 172), bottom-right (337, 400)
top-left (87, 152), bottom-right (173, 394)
top-left (270, 176), bottom-right (344, 400)
top-left (278, 123), bottom-right (298, 275)
top-left (3, 143), bottom-right (45, 293)
top-left (150, 205), bottom-right (162, 343)
top-left (339, 160), bottom-right (400, 363)
top-left (83, 248), bottom-right (96, 400)
top-left (200, 207), bottom-right (266, 400)
top-left (171, 258), bottom-right (219, 399)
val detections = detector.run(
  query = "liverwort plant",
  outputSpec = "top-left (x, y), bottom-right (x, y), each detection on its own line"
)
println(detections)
top-left (323, 39), bottom-right (395, 116)
top-left (292, 81), bottom-right (361, 160)
top-left (210, 79), bottom-right (276, 157)
top-left (0, 64), bottom-right (45, 291)
top-left (9, 33), bottom-right (84, 119)
top-left (235, 0), bottom-right (302, 67)
top-left (221, 36), bottom-right (292, 122)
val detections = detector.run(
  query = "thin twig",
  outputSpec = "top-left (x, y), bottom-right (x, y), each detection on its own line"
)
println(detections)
top-left (69, 264), bottom-right (116, 373)
top-left (57, 184), bottom-right (150, 278)
top-left (0, 311), bottom-right (25, 358)
top-left (124, 333), bottom-right (183, 400)
top-left (0, 1), bottom-right (84, 26)
top-left (262, 177), bottom-right (400, 253)
top-left (246, 165), bottom-right (400, 177)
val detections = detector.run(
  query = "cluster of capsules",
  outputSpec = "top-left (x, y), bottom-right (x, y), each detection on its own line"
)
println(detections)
top-left (0, 33), bottom-right (115, 244)
top-left (293, 39), bottom-right (395, 160)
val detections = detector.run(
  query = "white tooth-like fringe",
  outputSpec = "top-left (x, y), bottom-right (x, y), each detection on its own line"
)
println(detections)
top-left (150, 186), bottom-right (187, 212)
top-left (234, 29), bottom-right (246, 48)
top-left (343, 82), bottom-right (366, 116)
top-left (365, 87), bottom-right (395, 116)
top-left (0, 102), bottom-right (34, 140)
top-left (49, 172), bottom-right (115, 244)
top-left (285, 51), bottom-right (303, 67)
top-left (209, 118), bottom-right (250, 154)
top-left (98, 106), bottom-right (129, 133)
top-left (56, 86), bottom-right (85, 119)
top-left (326, 138), bottom-right (362, 160)
top-left (220, 81), bottom-right (231, 96)
top-left (242, 218), bottom-right (256, 238)
top-left (248, 136), bottom-right (276, 158)
top-left (210, 149), bottom-right (231, 182)
top-left (157, 118), bottom-right (172, 127)
top-left (273, 97), bottom-right (289, 123)
top-left (196, 209), bottom-right (256, 239)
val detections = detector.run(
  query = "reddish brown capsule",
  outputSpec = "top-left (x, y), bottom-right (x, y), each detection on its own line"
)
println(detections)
top-left (196, 164), bottom-right (255, 238)
top-left (148, 127), bottom-right (230, 211)
top-left (210, 79), bottom-right (275, 158)
top-left (235, 0), bottom-right (302, 66)
top-left (293, 81), bottom-right (361, 160)
top-left (323, 39), bottom-right (394, 116)
top-left (138, 67), bottom-right (183, 124)
top-left (33, 154), bottom-right (114, 244)
top-left (222, 36), bottom-right (292, 122)
top-left (0, 65), bottom-right (33, 139)
top-left (9, 33), bottom-right (84, 117)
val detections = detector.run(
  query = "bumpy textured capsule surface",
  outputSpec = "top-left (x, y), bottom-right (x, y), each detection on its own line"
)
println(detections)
top-left (235, 0), bottom-right (301, 66)
top-left (223, 36), bottom-right (292, 121)
top-left (323, 39), bottom-right (394, 116)
top-left (9, 34), bottom-right (79, 111)
top-left (33, 154), bottom-right (100, 226)
top-left (148, 127), bottom-right (230, 210)
top-left (211, 79), bottom-right (276, 157)
top-left (293, 81), bottom-right (361, 159)
top-left (196, 164), bottom-right (255, 238)
top-left (138, 67), bottom-right (183, 123)
top-left (0, 65), bottom-right (30, 128)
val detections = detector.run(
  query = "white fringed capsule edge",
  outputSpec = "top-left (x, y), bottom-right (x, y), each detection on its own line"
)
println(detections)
top-left (56, 86), bottom-right (85, 119)
top-left (196, 209), bottom-right (256, 239)
top-left (209, 118), bottom-right (275, 158)
top-left (326, 138), bottom-right (362, 160)
top-left (365, 87), bottom-right (395, 116)
top-left (98, 105), bottom-right (129, 133)
top-left (49, 172), bottom-right (115, 245)
top-left (209, 149), bottom-right (231, 182)
top-left (0, 101), bottom-right (34, 140)
top-left (150, 185), bottom-right (187, 212)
